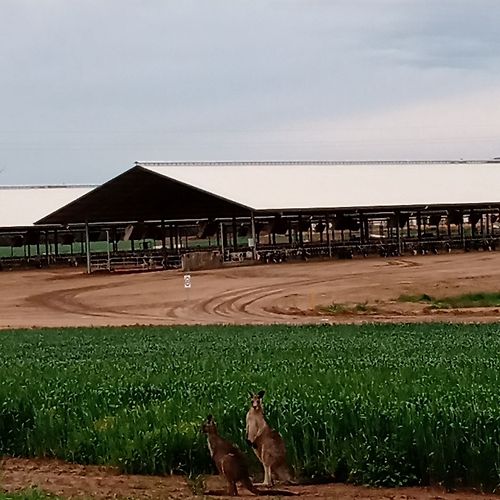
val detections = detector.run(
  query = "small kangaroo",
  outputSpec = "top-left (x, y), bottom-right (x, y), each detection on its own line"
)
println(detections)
top-left (202, 414), bottom-right (260, 496)
top-left (246, 390), bottom-right (292, 487)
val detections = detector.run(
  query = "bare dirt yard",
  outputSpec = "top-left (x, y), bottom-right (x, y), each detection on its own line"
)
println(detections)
top-left (1, 458), bottom-right (498, 500)
top-left (1, 252), bottom-right (500, 328)
top-left (2, 252), bottom-right (500, 498)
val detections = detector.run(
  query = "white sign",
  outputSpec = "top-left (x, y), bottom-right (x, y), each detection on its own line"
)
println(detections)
top-left (183, 274), bottom-right (192, 289)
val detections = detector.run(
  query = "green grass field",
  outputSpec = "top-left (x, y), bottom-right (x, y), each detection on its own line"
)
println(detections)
top-left (1, 324), bottom-right (500, 490)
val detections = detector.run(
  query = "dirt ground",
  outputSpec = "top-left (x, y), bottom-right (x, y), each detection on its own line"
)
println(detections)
top-left (1, 458), bottom-right (498, 499)
top-left (1, 252), bottom-right (500, 328)
top-left (2, 252), bottom-right (500, 498)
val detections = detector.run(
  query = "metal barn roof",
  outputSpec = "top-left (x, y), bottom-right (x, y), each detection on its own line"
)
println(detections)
top-left (36, 160), bottom-right (500, 225)
top-left (0, 185), bottom-right (94, 229)
top-left (140, 160), bottom-right (500, 211)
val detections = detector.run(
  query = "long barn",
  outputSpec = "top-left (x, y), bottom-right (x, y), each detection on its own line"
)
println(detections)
top-left (28, 159), bottom-right (500, 273)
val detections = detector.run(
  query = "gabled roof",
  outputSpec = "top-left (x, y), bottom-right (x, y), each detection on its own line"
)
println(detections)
top-left (36, 160), bottom-right (500, 226)
top-left (36, 166), bottom-right (252, 225)
top-left (0, 185), bottom-right (94, 229)
top-left (140, 160), bottom-right (500, 211)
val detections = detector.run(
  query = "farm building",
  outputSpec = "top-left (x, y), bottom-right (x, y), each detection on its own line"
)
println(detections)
top-left (0, 185), bottom-right (94, 268)
top-left (25, 159), bottom-right (500, 273)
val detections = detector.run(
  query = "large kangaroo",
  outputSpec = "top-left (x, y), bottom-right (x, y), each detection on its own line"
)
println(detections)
top-left (202, 414), bottom-right (260, 496)
top-left (246, 390), bottom-right (292, 486)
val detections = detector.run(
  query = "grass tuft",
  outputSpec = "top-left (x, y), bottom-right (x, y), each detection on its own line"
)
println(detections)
top-left (319, 302), bottom-right (377, 315)
top-left (0, 490), bottom-right (61, 499)
top-left (398, 291), bottom-right (500, 309)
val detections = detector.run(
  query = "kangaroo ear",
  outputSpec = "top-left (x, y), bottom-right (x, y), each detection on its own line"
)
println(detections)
top-left (207, 414), bottom-right (213, 422)
top-left (248, 391), bottom-right (254, 399)
top-left (258, 390), bottom-right (265, 399)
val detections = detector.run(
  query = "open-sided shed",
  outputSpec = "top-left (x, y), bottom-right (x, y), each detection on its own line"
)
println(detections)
top-left (34, 160), bottom-right (500, 272)
top-left (0, 185), bottom-right (94, 264)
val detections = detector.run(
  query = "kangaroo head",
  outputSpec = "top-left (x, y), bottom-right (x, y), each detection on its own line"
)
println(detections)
top-left (202, 414), bottom-right (218, 435)
top-left (249, 390), bottom-right (265, 411)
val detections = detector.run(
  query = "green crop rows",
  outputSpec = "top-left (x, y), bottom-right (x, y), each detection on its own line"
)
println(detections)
top-left (1, 324), bottom-right (499, 490)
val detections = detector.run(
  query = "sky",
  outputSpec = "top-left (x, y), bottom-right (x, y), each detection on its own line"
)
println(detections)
top-left (1, 0), bottom-right (500, 185)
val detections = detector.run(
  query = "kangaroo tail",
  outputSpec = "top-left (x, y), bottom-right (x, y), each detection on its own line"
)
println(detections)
top-left (242, 477), bottom-right (260, 496)
top-left (242, 477), bottom-right (298, 497)
top-left (276, 464), bottom-right (293, 483)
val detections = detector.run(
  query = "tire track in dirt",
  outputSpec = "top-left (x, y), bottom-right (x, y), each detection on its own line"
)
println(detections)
top-left (194, 273), bottom-right (373, 322)
top-left (18, 259), bottom-right (434, 324)
top-left (25, 278), bottom-right (182, 323)
top-left (27, 283), bottom-right (129, 320)
top-left (387, 259), bottom-right (421, 268)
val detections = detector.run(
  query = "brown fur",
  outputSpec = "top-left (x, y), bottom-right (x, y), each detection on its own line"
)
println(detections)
top-left (246, 391), bottom-right (292, 487)
top-left (202, 415), bottom-right (259, 496)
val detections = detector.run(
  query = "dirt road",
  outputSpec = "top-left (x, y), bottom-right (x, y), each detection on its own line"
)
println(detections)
top-left (1, 458), bottom-right (497, 499)
top-left (1, 252), bottom-right (500, 328)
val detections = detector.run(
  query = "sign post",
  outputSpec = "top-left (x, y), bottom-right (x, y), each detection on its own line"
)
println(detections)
top-left (183, 274), bottom-right (191, 302)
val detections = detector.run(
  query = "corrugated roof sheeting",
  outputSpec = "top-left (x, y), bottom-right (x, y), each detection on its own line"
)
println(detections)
top-left (0, 186), bottom-right (94, 229)
top-left (35, 160), bottom-right (500, 225)
top-left (140, 161), bottom-right (500, 211)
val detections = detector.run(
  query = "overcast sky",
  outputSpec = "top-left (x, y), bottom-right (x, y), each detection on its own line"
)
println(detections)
top-left (1, 0), bottom-right (500, 185)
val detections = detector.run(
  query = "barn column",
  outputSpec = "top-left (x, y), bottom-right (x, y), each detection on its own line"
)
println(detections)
top-left (232, 217), bottom-right (238, 251)
top-left (298, 214), bottom-right (304, 247)
top-left (460, 209), bottom-right (465, 248)
top-left (105, 229), bottom-right (111, 271)
top-left (85, 222), bottom-right (91, 274)
top-left (54, 229), bottom-right (59, 258)
top-left (325, 213), bottom-right (332, 258)
top-left (168, 224), bottom-right (174, 251)
top-left (250, 212), bottom-right (257, 260)
top-left (219, 222), bottom-right (225, 258)
top-left (176, 225), bottom-right (181, 254)
top-left (45, 230), bottom-right (50, 266)
top-left (161, 220), bottom-right (167, 265)
top-left (359, 213), bottom-right (364, 245)
top-left (416, 212), bottom-right (422, 241)
top-left (395, 211), bottom-right (401, 255)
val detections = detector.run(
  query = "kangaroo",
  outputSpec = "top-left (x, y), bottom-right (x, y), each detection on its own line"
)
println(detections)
top-left (246, 390), bottom-right (292, 487)
top-left (202, 414), bottom-right (260, 496)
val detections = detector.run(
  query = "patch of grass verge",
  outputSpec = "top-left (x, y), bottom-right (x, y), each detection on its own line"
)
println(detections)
top-left (0, 490), bottom-right (61, 500)
top-left (398, 291), bottom-right (500, 309)
top-left (319, 302), bottom-right (377, 315)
